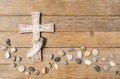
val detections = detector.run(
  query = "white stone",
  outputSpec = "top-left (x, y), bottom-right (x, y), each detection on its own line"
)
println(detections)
top-left (5, 51), bottom-right (11, 59)
top-left (54, 63), bottom-right (59, 70)
top-left (46, 62), bottom-right (52, 69)
top-left (11, 47), bottom-right (17, 53)
top-left (92, 57), bottom-right (98, 62)
top-left (103, 65), bottom-right (110, 71)
top-left (58, 50), bottom-right (65, 56)
top-left (84, 51), bottom-right (91, 57)
top-left (16, 56), bottom-right (21, 62)
top-left (92, 49), bottom-right (99, 56)
top-left (67, 54), bottom-right (73, 61)
top-left (84, 59), bottom-right (92, 65)
top-left (109, 53), bottom-right (115, 59)
top-left (110, 61), bottom-right (116, 67)
top-left (48, 53), bottom-right (54, 60)
top-left (102, 57), bottom-right (108, 62)
top-left (25, 72), bottom-right (30, 75)
top-left (18, 65), bottom-right (26, 72)
top-left (77, 51), bottom-right (83, 58)
top-left (0, 46), bottom-right (8, 51)
top-left (41, 67), bottom-right (46, 74)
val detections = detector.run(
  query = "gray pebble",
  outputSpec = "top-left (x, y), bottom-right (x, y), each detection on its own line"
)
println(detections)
top-left (6, 39), bottom-right (11, 46)
top-left (62, 60), bottom-right (68, 65)
top-left (0, 45), bottom-right (8, 51)
top-left (109, 53), bottom-right (115, 59)
top-left (75, 58), bottom-right (82, 64)
top-left (34, 70), bottom-right (40, 76)
top-left (48, 53), bottom-right (54, 60)
top-left (11, 63), bottom-right (17, 67)
top-left (68, 48), bottom-right (74, 52)
top-left (103, 65), bottom-right (110, 71)
top-left (54, 57), bottom-right (61, 62)
top-left (113, 69), bottom-right (119, 75)
top-left (95, 65), bottom-right (100, 72)
top-left (16, 56), bottom-right (21, 62)
top-left (29, 67), bottom-right (35, 72)
top-left (81, 46), bottom-right (86, 51)
top-left (12, 56), bottom-right (16, 62)
top-left (58, 50), bottom-right (65, 56)
top-left (46, 62), bottom-right (52, 69)
top-left (92, 57), bottom-right (98, 63)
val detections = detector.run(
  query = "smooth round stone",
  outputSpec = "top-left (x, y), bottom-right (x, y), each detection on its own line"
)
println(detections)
top-left (41, 67), bottom-right (46, 74)
top-left (16, 56), bottom-right (21, 62)
top-left (61, 60), bottom-right (68, 65)
top-left (113, 69), bottom-right (119, 75)
top-left (67, 54), bottom-right (73, 61)
top-left (46, 62), bottom-right (52, 69)
top-left (25, 72), bottom-right (30, 75)
top-left (58, 50), bottom-right (65, 56)
top-left (77, 51), bottom-right (83, 58)
top-left (102, 57), bottom-right (108, 62)
top-left (110, 61), bottom-right (116, 67)
top-left (54, 57), bottom-right (61, 62)
top-left (18, 65), bottom-right (26, 72)
top-left (48, 53), bottom-right (54, 60)
top-left (54, 63), bottom-right (59, 70)
top-left (75, 58), bottom-right (82, 64)
top-left (6, 39), bottom-right (11, 46)
top-left (68, 48), bottom-right (74, 52)
top-left (81, 46), bottom-right (86, 51)
top-left (5, 51), bottom-right (11, 59)
top-left (95, 65), bottom-right (100, 72)
top-left (84, 51), bottom-right (91, 57)
top-left (109, 53), bottom-right (115, 59)
top-left (12, 56), bottom-right (16, 62)
top-left (11, 47), bottom-right (17, 53)
top-left (92, 57), bottom-right (98, 62)
top-left (0, 45), bottom-right (8, 51)
top-left (103, 65), bottom-right (110, 71)
top-left (84, 59), bottom-right (92, 65)
top-left (92, 49), bottom-right (99, 56)
top-left (11, 63), bottom-right (17, 67)
top-left (29, 67), bottom-right (35, 72)
top-left (34, 70), bottom-right (40, 75)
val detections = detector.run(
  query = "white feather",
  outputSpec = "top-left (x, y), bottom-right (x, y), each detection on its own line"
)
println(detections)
top-left (27, 38), bottom-right (44, 58)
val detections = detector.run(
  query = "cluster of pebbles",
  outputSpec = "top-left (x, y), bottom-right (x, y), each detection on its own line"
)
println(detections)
top-left (0, 39), bottom-right (119, 76)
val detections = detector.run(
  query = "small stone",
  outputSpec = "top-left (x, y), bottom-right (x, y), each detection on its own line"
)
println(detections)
top-left (92, 49), bottom-right (99, 56)
top-left (54, 63), bottom-right (59, 70)
top-left (41, 67), bottom-right (46, 74)
top-left (92, 57), bottom-right (98, 62)
top-left (18, 65), bottom-right (26, 72)
top-left (84, 59), bottom-right (92, 65)
top-left (11, 47), bottom-right (17, 53)
top-left (5, 51), bottom-right (11, 59)
top-left (11, 56), bottom-right (16, 62)
top-left (75, 58), bottom-right (82, 64)
top-left (29, 67), bottom-right (35, 72)
top-left (109, 53), bottom-right (115, 59)
top-left (84, 51), bottom-right (91, 57)
top-left (61, 60), bottom-right (68, 65)
top-left (11, 63), bottom-right (17, 67)
top-left (48, 53), bottom-right (54, 60)
top-left (110, 61), bottom-right (116, 67)
top-left (34, 70), bottom-right (40, 75)
top-left (46, 62), bottom-right (52, 69)
top-left (77, 51), bottom-right (83, 58)
top-left (95, 65), bottom-right (100, 72)
top-left (6, 39), bottom-right (11, 46)
top-left (103, 65), bottom-right (110, 71)
top-left (67, 54), bottom-right (73, 61)
top-left (102, 57), bottom-right (108, 62)
top-left (113, 69), bottom-right (119, 75)
top-left (58, 50), bottom-right (65, 56)
top-left (16, 56), bottom-right (21, 62)
top-left (0, 45), bottom-right (8, 51)
top-left (68, 48), bottom-right (74, 52)
top-left (81, 46), bottom-right (86, 51)
top-left (25, 72), bottom-right (30, 75)
top-left (54, 57), bottom-right (61, 62)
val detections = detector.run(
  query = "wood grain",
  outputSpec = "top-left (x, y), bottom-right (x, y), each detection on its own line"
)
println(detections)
top-left (0, 0), bottom-right (119, 15)
top-left (0, 16), bottom-right (120, 32)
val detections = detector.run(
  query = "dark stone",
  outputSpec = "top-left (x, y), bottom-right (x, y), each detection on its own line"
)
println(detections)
top-left (75, 58), bottom-right (82, 64)
top-left (114, 70), bottom-right (119, 75)
top-left (29, 67), bottom-right (35, 72)
top-left (54, 57), bottom-right (61, 62)
top-left (95, 65), bottom-right (100, 72)
top-left (6, 39), bottom-right (11, 46)
top-left (34, 70), bottom-right (40, 76)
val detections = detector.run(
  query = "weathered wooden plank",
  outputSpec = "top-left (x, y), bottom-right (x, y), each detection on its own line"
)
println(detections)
top-left (0, 16), bottom-right (120, 32)
top-left (0, 32), bottom-right (120, 47)
top-left (0, 0), bottom-right (119, 15)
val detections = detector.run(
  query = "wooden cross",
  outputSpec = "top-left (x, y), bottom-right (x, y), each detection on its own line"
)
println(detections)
top-left (19, 12), bottom-right (54, 61)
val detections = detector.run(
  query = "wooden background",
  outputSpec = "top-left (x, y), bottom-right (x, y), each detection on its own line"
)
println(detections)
top-left (0, 0), bottom-right (120, 79)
